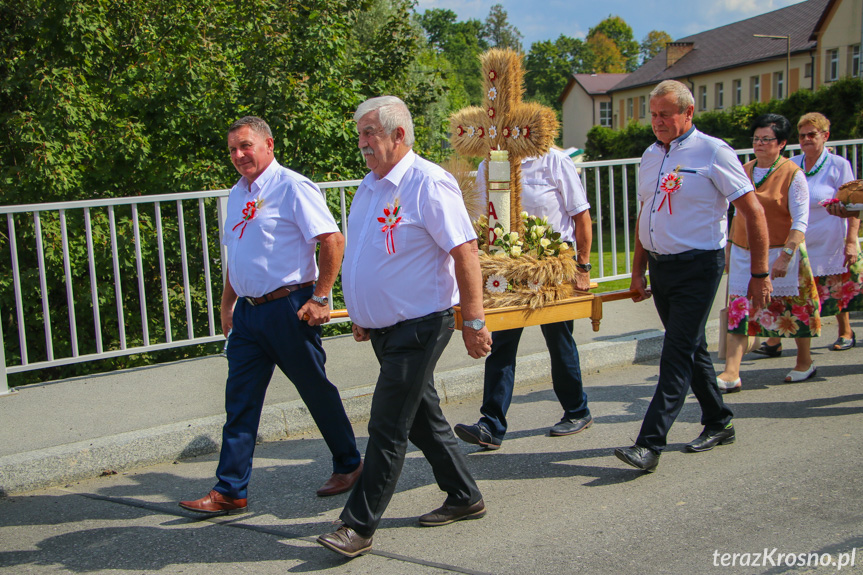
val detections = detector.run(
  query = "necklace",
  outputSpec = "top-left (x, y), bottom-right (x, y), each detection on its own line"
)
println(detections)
top-left (803, 153), bottom-right (828, 178)
top-left (754, 156), bottom-right (781, 188)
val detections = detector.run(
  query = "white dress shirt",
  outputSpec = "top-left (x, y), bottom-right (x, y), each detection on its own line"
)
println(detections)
top-left (638, 127), bottom-right (753, 255)
top-left (222, 159), bottom-right (338, 298)
top-left (342, 151), bottom-right (477, 329)
top-left (477, 148), bottom-right (590, 243)
top-left (791, 151), bottom-right (855, 276)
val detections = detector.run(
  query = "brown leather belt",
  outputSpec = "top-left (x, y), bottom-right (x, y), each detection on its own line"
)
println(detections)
top-left (244, 281), bottom-right (314, 306)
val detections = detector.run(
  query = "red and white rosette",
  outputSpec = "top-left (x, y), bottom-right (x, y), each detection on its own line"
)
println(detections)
top-left (658, 172), bottom-right (682, 215)
top-left (377, 200), bottom-right (402, 254)
top-left (232, 199), bottom-right (262, 239)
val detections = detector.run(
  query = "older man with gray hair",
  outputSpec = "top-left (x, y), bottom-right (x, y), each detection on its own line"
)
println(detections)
top-left (614, 80), bottom-right (772, 473)
top-left (317, 96), bottom-right (492, 558)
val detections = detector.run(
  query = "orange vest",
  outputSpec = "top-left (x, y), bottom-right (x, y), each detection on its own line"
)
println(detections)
top-left (729, 158), bottom-right (800, 249)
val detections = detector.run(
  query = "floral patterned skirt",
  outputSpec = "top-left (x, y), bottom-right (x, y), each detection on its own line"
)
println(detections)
top-left (728, 244), bottom-right (822, 338)
top-left (815, 254), bottom-right (863, 317)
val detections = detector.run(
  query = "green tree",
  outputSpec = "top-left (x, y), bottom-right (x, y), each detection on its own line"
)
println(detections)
top-left (418, 8), bottom-right (487, 105)
top-left (481, 4), bottom-right (523, 53)
top-left (588, 15), bottom-right (639, 72)
top-left (586, 32), bottom-right (626, 73)
top-left (640, 30), bottom-right (673, 63)
top-left (525, 35), bottom-right (592, 109)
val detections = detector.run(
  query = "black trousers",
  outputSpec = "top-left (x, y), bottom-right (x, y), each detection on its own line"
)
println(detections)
top-left (216, 288), bottom-right (360, 499)
top-left (636, 249), bottom-right (734, 452)
top-left (340, 311), bottom-right (482, 537)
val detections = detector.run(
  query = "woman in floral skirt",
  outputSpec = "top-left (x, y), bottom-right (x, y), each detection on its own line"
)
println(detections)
top-left (717, 114), bottom-right (821, 392)
top-left (754, 112), bottom-right (860, 356)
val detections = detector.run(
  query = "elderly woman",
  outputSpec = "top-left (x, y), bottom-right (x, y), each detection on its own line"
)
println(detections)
top-left (717, 114), bottom-right (821, 391)
top-left (755, 113), bottom-right (860, 354)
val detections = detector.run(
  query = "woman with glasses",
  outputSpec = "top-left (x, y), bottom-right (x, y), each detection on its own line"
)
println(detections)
top-left (754, 113), bottom-right (859, 356)
top-left (717, 113), bottom-right (820, 391)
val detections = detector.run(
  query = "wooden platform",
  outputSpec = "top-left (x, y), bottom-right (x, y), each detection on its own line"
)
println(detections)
top-left (454, 289), bottom-right (637, 333)
top-left (325, 289), bottom-right (637, 332)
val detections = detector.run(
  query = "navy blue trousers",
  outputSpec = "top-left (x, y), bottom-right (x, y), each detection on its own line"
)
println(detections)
top-left (479, 320), bottom-right (590, 440)
top-left (637, 250), bottom-right (734, 452)
top-left (341, 312), bottom-right (481, 537)
top-left (215, 286), bottom-right (360, 499)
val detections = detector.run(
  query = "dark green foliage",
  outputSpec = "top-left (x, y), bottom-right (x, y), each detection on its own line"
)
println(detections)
top-left (525, 36), bottom-right (593, 112)
top-left (0, 0), bottom-right (448, 383)
top-left (584, 122), bottom-right (657, 161)
top-left (418, 9), bottom-right (488, 105)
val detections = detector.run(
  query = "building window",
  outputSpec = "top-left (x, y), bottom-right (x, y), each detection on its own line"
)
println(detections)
top-left (733, 79), bottom-right (742, 106)
top-left (851, 45), bottom-right (861, 77)
top-left (639, 96), bottom-right (646, 119)
top-left (627, 98), bottom-right (633, 119)
top-left (715, 82), bottom-right (724, 109)
top-left (698, 85), bottom-right (707, 110)
top-left (804, 62), bottom-right (813, 78)
top-left (827, 48), bottom-right (839, 81)
top-left (599, 101), bottom-right (612, 127)
top-left (751, 75), bottom-right (761, 103)
top-left (773, 71), bottom-right (784, 99)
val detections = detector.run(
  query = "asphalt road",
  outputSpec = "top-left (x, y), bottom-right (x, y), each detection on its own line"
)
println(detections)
top-left (2, 342), bottom-right (862, 575)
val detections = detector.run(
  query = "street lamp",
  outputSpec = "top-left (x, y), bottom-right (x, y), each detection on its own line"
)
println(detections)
top-left (754, 34), bottom-right (791, 98)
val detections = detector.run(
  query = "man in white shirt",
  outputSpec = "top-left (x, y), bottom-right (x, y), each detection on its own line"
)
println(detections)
top-left (614, 81), bottom-right (772, 473)
top-left (454, 148), bottom-right (593, 450)
top-left (179, 116), bottom-right (362, 516)
top-left (317, 96), bottom-right (492, 558)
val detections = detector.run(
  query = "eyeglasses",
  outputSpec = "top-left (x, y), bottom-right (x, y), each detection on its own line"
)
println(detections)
top-left (798, 130), bottom-right (823, 140)
top-left (751, 137), bottom-right (778, 145)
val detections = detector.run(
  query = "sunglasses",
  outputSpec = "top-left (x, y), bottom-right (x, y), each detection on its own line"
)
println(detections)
top-left (798, 131), bottom-right (823, 140)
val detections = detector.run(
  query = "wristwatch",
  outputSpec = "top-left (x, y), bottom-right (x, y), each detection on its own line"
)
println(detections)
top-left (310, 294), bottom-right (329, 306)
top-left (782, 247), bottom-right (795, 257)
top-left (575, 262), bottom-right (592, 272)
top-left (462, 318), bottom-right (486, 330)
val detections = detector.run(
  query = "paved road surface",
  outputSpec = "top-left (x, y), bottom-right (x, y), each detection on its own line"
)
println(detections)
top-left (2, 338), bottom-right (861, 574)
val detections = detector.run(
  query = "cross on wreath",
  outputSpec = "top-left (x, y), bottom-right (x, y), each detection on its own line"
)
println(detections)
top-left (449, 49), bottom-right (559, 238)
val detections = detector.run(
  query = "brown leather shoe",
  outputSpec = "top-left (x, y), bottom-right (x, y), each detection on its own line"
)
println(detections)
top-left (418, 498), bottom-right (486, 526)
top-left (317, 525), bottom-right (373, 558)
top-left (316, 461), bottom-right (363, 497)
top-left (178, 490), bottom-right (247, 516)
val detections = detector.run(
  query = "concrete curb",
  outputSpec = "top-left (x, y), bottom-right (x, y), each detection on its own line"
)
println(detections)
top-left (0, 323), bottom-right (716, 495)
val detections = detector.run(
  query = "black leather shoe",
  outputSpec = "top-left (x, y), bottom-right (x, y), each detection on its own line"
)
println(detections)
top-left (454, 423), bottom-right (501, 450)
top-left (686, 424), bottom-right (735, 452)
top-left (550, 414), bottom-right (593, 436)
top-left (753, 341), bottom-right (782, 357)
top-left (418, 498), bottom-right (486, 526)
top-left (317, 525), bottom-right (373, 558)
top-left (614, 445), bottom-right (660, 472)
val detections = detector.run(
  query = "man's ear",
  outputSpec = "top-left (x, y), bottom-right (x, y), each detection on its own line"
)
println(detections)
top-left (266, 137), bottom-right (275, 154)
top-left (393, 126), bottom-right (406, 145)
